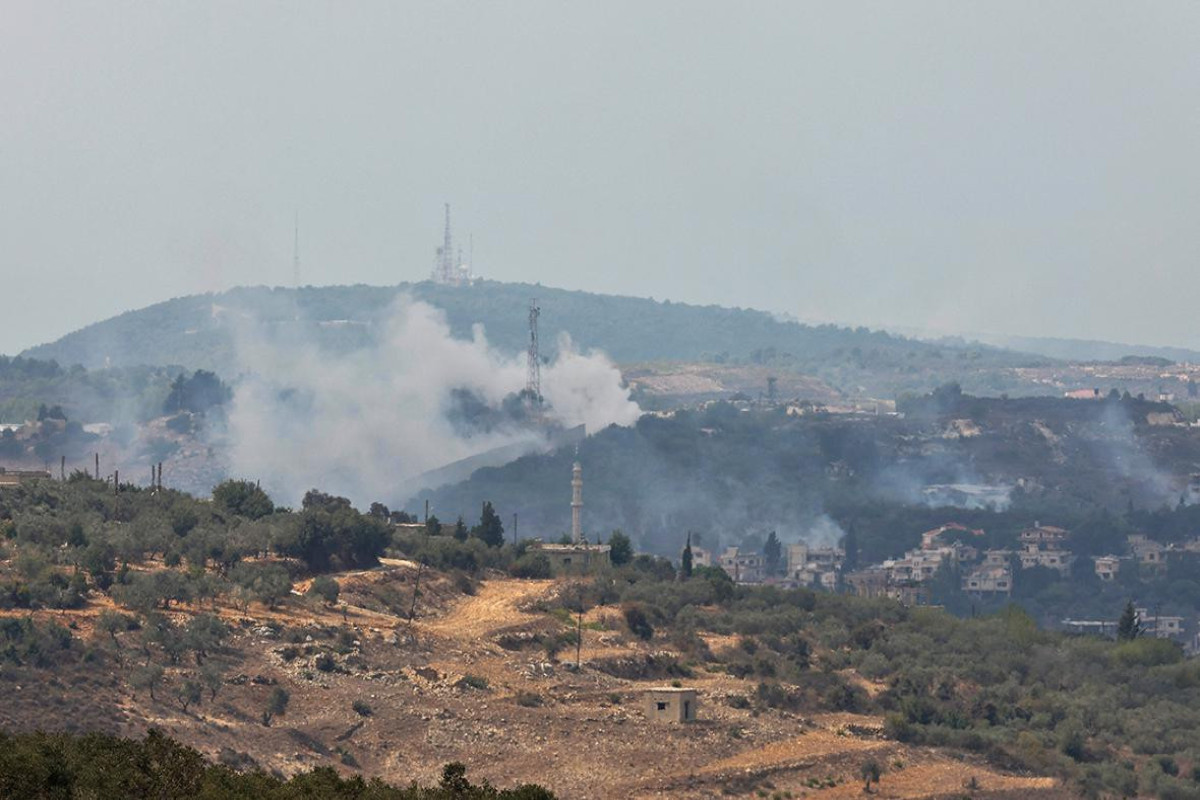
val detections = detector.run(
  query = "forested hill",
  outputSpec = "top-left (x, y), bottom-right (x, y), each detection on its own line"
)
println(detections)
top-left (22, 281), bottom-right (1044, 378)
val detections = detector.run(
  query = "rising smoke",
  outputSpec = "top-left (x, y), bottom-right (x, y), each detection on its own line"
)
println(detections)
top-left (225, 295), bottom-right (640, 508)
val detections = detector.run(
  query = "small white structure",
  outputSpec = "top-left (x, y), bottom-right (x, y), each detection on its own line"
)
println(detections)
top-left (644, 687), bottom-right (698, 723)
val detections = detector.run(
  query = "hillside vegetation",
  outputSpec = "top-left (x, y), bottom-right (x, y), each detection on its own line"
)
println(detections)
top-left (413, 391), bottom-right (1200, 553)
top-left (21, 281), bottom-right (1048, 398)
top-left (0, 477), bottom-right (1196, 797)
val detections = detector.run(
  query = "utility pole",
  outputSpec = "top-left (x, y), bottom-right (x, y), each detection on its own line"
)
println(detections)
top-left (576, 586), bottom-right (584, 670)
top-left (409, 559), bottom-right (425, 621)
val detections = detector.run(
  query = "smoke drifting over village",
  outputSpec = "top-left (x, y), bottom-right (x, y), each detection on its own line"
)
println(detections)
top-left (224, 296), bottom-right (640, 508)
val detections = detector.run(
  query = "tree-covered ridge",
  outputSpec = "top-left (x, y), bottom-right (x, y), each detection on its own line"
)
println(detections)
top-left (412, 393), bottom-right (1200, 555)
top-left (19, 281), bottom-right (1047, 392)
top-left (0, 355), bottom-right (181, 424)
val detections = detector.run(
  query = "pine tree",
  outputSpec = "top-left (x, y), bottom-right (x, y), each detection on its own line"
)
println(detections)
top-left (1117, 600), bottom-right (1141, 641)
top-left (842, 526), bottom-right (859, 571)
top-left (473, 502), bottom-right (505, 548)
top-left (764, 531), bottom-right (782, 576)
top-left (681, 533), bottom-right (694, 580)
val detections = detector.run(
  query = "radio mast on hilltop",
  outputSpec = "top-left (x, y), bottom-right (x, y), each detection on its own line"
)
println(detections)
top-left (292, 211), bottom-right (300, 289)
top-left (430, 203), bottom-right (475, 286)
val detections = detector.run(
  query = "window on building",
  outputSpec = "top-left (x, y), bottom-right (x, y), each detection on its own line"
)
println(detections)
top-left (656, 702), bottom-right (668, 711)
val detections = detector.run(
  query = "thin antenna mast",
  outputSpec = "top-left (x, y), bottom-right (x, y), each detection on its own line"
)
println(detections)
top-left (526, 300), bottom-right (541, 406)
top-left (293, 211), bottom-right (300, 289)
top-left (441, 203), bottom-right (454, 284)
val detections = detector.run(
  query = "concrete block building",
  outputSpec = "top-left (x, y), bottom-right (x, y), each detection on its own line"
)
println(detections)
top-left (644, 687), bottom-right (698, 723)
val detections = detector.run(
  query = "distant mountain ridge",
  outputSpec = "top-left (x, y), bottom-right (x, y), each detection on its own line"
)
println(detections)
top-left (882, 324), bottom-right (1200, 365)
top-left (20, 281), bottom-right (1047, 383)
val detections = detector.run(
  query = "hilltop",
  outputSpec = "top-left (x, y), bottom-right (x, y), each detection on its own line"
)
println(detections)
top-left (20, 281), bottom-right (1049, 400)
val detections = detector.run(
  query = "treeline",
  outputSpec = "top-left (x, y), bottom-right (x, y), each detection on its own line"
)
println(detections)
top-left (0, 355), bottom-right (199, 426)
top-left (0, 729), bottom-right (555, 798)
top-left (0, 478), bottom-right (393, 616)
top-left (415, 395), bottom-right (1200, 560)
top-left (21, 282), bottom-right (1050, 398)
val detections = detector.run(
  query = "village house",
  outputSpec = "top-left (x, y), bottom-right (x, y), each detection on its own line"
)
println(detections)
top-left (689, 546), bottom-right (713, 569)
top-left (849, 523), bottom-right (988, 605)
top-left (920, 523), bottom-right (985, 551)
top-left (1093, 555), bottom-right (1122, 582)
top-left (719, 546), bottom-right (765, 584)
top-left (1136, 608), bottom-right (1185, 640)
top-left (786, 543), bottom-right (844, 589)
top-left (1018, 523), bottom-right (1074, 575)
top-left (1127, 534), bottom-right (1167, 575)
top-left (888, 583), bottom-right (932, 606)
top-left (962, 560), bottom-right (1013, 597)
top-left (845, 568), bottom-right (889, 599)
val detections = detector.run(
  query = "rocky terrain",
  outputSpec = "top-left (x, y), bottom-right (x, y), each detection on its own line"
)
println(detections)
top-left (0, 560), bottom-right (1064, 799)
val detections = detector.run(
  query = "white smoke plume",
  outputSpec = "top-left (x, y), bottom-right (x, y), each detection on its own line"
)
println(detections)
top-left (225, 296), bottom-right (640, 508)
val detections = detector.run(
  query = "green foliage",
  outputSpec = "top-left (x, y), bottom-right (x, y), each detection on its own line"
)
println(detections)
top-left (763, 531), bottom-right (782, 576)
top-left (1117, 600), bottom-right (1141, 641)
top-left (230, 563), bottom-right (292, 611)
top-left (0, 729), bottom-right (557, 798)
top-left (460, 674), bottom-right (489, 691)
top-left (607, 530), bottom-right (632, 566)
top-left (307, 576), bottom-right (340, 606)
top-left (622, 604), bottom-right (654, 641)
top-left (473, 501), bottom-right (505, 548)
top-left (162, 370), bottom-right (231, 415)
top-left (510, 553), bottom-right (552, 579)
top-left (0, 356), bottom-right (174, 426)
top-left (262, 687), bottom-right (290, 726)
top-left (279, 492), bottom-right (389, 572)
top-left (212, 480), bottom-right (275, 520)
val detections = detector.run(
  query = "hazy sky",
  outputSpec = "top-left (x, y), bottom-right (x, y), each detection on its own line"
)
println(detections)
top-left (3, 2), bottom-right (1199, 355)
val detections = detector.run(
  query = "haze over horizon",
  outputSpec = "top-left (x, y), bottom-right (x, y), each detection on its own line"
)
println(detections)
top-left (4, 3), bottom-right (1199, 356)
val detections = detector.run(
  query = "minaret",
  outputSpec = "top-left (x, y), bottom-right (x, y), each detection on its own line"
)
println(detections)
top-left (571, 461), bottom-right (583, 544)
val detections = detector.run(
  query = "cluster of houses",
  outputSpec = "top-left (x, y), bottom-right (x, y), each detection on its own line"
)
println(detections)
top-left (836, 521), bottom-right (1200, 651)
top-left (689, 541), bottom-right (845, 590)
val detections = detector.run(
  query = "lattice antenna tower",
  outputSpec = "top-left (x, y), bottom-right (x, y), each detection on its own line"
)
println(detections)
top-left (527, 299), bottom-right (542, 406)
top-left (439, 203), bottom-right (454, 283)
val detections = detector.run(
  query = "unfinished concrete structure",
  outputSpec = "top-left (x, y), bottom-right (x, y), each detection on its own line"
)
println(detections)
top-left (644, 687), bottom-right (698, 723)
top-left (0, 468), bottom-right (51, 487)
top-left (530, 541), bottom-right (611, 574)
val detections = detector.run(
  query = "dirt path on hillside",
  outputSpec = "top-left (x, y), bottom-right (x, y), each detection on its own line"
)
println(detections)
top-left (420, 578), bottom-right (554, 642)
top-left (648, 712), bottom-right (1061, 800)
